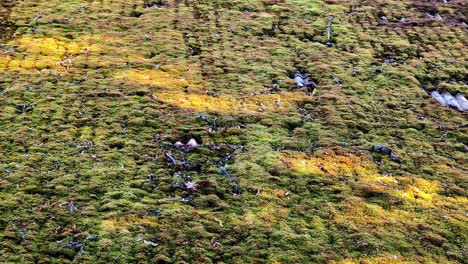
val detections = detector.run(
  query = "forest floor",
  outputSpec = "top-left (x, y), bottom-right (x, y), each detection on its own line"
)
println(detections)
top-left (0, 0), bottom-right (467, 263)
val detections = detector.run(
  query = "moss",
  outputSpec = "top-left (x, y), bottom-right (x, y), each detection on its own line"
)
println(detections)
top-left (0, 0), bottom-right (467, 263)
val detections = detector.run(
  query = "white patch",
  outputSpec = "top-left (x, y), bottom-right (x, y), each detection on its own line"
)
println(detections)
top-left (431, 91), bottom-right (467, 111)
top-left (186, 138), bottom-right (199, 147)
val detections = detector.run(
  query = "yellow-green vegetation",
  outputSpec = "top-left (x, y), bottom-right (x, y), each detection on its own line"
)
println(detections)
top-left (0, 0), bottom-right (466, 263)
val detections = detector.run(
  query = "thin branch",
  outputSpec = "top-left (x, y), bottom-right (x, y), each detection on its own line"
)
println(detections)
top-left (327, 16), bottom-right (335, 42)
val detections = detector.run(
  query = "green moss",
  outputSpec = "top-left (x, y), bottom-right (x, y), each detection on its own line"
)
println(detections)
top-left (0, 0), bottom-right (466, 263)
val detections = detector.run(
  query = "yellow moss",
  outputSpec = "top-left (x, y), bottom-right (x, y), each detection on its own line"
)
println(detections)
top-left (282, 150), bottom-right (381, 179)
top-left (112, 65), bottom-right (305, 114)
top-left (156, 91), bottom-right (303, 114)
top-left (258, 188), bottom-right (289, 200)
top-left (445, 196), bottom-right (468, 207)
top-left (114, 69), bottom-right (193, 90)
top-left (0, 36), bottom-right (88, 72)
top-left (434, 164), bottom-right (466, 181)
top-left (15, 36), bottom-right (72, 57)
top-left (330, 255), bottom-right (407, 264)
top-left (332, 198), bottom-right (422, 232)
top-left (240, 205), bottom-right (289, 226)
top-left (282, 151), bottom-right (452, 209)
top-left (331, 254), bottom-right (457, 264)
top-left (398, 178), bottom-right (440, 205)
top-left (101, 219), bottom-right (131, 233)
top-left (34, 56), bottom-right (59, 70)
top-left (101, 215), bottom-right (157, 233)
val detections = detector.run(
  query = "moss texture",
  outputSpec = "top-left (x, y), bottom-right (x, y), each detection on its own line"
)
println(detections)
top-left (0, 0), bottom-right (467, 263)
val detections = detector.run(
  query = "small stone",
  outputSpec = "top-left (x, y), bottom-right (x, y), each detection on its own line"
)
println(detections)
top-left (390, 152), bottom-right (400, 162)
top-left (455, 94), bottom-right (468, 111)
top-left (431, 91), bottom-right (467, 111)
top-left (443, 93), bottom-right (461, 110)
top-left (338, 142), bottom-right (348, 147)
top-left (143, 240), bottom-right (158, 247)
top-left (186, 138), bottom-right (199, 147)
top-left (372, 145), bottom-right (392, 154)
top-left (185, 181), bottom-right (198, 191)
top-left (293, 72), bottom-right (317, 88)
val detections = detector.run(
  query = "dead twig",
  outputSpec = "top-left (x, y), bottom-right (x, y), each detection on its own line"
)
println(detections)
top-left (326, 16), bottom-right (335, 43)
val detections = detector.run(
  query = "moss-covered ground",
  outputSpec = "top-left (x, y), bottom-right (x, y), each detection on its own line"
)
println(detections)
top-left (0, 0), bottom-right (467, 263)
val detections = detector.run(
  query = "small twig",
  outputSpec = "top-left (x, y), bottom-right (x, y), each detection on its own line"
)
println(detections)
top-left (0, 88), bottom-right (8, 96)
top-left (28, 14), bottom-right (43, 25)
top-left (165, 152), bottom-right (178, 165)
top-left (112, 255), bottom-right (122, 264)
top-left (326, 16), bottom-right (335, 42)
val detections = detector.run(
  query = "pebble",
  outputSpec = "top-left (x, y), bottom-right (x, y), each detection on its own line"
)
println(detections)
top-left (293, 72), bottom-right (317, 88)
top-left (186, 138), bottom-right (199, 147)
